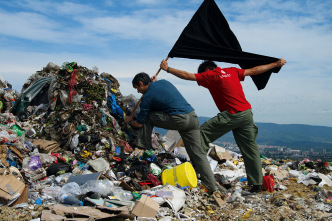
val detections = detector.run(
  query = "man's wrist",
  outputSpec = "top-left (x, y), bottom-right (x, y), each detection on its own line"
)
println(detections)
top-left (167, 67), bottom-right (170, 73)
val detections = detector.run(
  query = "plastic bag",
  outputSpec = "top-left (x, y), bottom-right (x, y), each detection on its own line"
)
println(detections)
top-left (150, 163), bottom-right (161, 176)
top-left (0, 128), bottom-right (17, 143)
top-left (108, 94), bottom-right (124, 119)
top-left (39, 154), bottom-right (57, 166)
top-left (24, 141), bottom-right (36, 151)
top-left (151, 132), bottom-right (161, 150)
top-left (61, 182), bottom-right (81, 196)
top-left (59, 90), bottom-right (69, 106)
top-left (121, 94), bottom-right (140, 118)
top-left (71, 94), bottom-right (83, 103)
top-left (55, 173), bottom-right (72, 184)
top-left (113, 189), bottom-right (133, 201)
top-left (263, 174), bottom-right (275, 192)
top-left (109, 115), bottom-right (121, 132)
top-left (29, 155), bottom-right (41, 171)
top-left (87, 158), bottom-right (110, 172)
top-left (70, 134), bottom-right (79, 149)
top-left (80, 179), bottom-right (114, 197)
top-left (42, 186), bottom-right (63, 200)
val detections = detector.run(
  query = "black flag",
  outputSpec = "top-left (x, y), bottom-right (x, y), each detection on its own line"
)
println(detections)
top-left (168, 0), bottom-right (281, 90)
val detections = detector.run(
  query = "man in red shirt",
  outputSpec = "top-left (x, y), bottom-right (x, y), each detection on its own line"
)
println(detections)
top-left (160, 58), bottom-right (286, 193)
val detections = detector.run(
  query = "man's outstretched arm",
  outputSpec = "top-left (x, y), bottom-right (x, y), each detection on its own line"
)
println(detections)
top-left (244, 58), bottom-right (287, 76)
top-left (160, 59), bottom-right (197, 81)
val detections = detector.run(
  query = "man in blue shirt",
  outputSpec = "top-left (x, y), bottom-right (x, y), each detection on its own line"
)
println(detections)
top-left (124, 72), bottom-right (220, 194)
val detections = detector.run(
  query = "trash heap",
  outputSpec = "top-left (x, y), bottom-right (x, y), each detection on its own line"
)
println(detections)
top-left (0, 77), bottom-right (18, 114)
top-left (0, 62), bottom-right (332, 221)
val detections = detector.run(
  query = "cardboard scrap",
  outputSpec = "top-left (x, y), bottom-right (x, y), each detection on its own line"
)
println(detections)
top-left (96, 205), bottom-right (134, 219)
top-left (85, 197), bottom-right (112, 207)
top-left (213, 195), bottom-right (226, 208)
top-left (41, 210), bottom-right (66, 221)
top-left (106, 198), bottom-right (135, 210)
top-left (7, 166), bottom-right (24, 179)
top-left (11, 185), bottom-right (29, 206)
top-left (163, 130), bottom-right (181, 152)
top-left (270, 169), bottom-right (289, 180)
top-left (8, 145), bottom-right (25, 163)
top-left (0, 174), bottom-right (25, 205)
top-left (176, 138), bottom-right (184, 148)
top-left (51, 204), bottom-right (114, 219)
top-left (32, 139), bottom-right (61, 153)
top-left (209, 145), bottom-right (232, 161)
top-left (47, 203), bottom-right (132, 220)
top-left (0, 145), bottom-right (9, 166)
top-left (1, 144), bottom-right (24, 165)
top-left (131, 195), bottom-right (160, 218)
top-left (120, 180), bottom-right (135, 192)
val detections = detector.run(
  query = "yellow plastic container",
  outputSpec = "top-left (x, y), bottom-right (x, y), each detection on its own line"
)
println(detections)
top-left (161, 162), bottom-right (197, 189)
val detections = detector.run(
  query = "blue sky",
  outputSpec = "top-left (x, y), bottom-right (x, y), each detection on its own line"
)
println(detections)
top-left (1, 0), bottom-right (332, 127)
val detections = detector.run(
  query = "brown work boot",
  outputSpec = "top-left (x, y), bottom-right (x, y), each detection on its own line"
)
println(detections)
top-left (249, 185), bottom-right (262, 193)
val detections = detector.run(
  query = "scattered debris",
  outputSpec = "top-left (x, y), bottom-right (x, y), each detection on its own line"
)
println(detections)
top-left (0, 62), bottom-right (331, 221)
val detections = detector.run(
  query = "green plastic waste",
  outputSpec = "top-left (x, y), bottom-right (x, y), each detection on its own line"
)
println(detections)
top-left (61, 62), bottom-right (77, 73)
top-left (143, 150), bottom-right (154, 159)
top-left (11, 125), bottom-right (24, 136)
top-left (78, 125), bottom-right (87, 132)
top-left (132, 192), bottom-right (141, 200)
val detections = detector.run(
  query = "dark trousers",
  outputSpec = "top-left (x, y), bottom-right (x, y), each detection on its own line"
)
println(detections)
top-left (136, 111), bottom-right (218, 192)
top-left (200, 109), bottom-right (262, 185)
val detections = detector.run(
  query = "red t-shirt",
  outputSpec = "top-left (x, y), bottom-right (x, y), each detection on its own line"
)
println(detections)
top-left (195, 67), bottom-right (251, 114)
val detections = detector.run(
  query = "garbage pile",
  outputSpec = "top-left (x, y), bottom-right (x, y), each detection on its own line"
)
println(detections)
top-left (0, 62), bottom-right (331, 221)
top-left (0, 77), bottom-right (18, 114)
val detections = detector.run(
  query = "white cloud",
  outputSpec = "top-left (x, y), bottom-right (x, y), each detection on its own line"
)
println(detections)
top-left (232, 20), bottom-right (332, 71)
top-left (13, 0), bottom-right (97, 16)
top-left (78, 10), bottom-right (192, 45)
top-left (135, 0), bottom-right (159, 5)
top-left (0, 11), bottom-right (64, 42)
top-left (0, 0), bottom-right (331, 127)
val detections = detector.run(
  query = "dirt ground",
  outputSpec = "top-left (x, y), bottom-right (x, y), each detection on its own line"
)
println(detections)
top-left (182, 179), bottom-right (332, 221)
top-left (0, 179), bottom-right (331, 221)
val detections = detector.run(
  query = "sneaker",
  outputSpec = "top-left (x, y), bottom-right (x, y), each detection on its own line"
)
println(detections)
top-left (249, 185), bottom-right (262, 193)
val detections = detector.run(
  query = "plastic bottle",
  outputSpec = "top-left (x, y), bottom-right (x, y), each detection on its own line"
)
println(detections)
top-left (234, 182), bottom-right (242, 193)
top-left (60, 194), bottom-right (83, 206)
top-left (230, 182), bottom-right (244, 202)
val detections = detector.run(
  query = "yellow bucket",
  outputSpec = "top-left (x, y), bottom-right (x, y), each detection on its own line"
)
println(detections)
top-left (161, 162), bottom-right (197, 189)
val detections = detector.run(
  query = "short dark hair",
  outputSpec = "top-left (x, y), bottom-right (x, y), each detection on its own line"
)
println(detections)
top-left (197, 60), bottom-right (217, 73)
top-left (132, 72), bottom-right (151, 87)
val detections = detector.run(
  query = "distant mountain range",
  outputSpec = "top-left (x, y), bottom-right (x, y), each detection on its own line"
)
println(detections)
top-left (155, 117), bottom-right (332, 151)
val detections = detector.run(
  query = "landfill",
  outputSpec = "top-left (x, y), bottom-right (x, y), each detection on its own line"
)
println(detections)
top-left (0, 62), bottom-right (331, 221)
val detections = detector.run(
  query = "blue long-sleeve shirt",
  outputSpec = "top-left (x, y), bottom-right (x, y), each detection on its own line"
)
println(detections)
top-left (136, 79), bottom-right (194, 124)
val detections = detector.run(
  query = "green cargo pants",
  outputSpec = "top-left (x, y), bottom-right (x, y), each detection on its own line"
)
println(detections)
top-left (136, 111), bottom-right (218, 192)
top-left (200, 109), bottom-right (262, 185)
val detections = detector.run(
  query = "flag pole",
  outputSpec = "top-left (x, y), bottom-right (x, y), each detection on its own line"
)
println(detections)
top-left (123, 57), bottom-right (169, 128)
